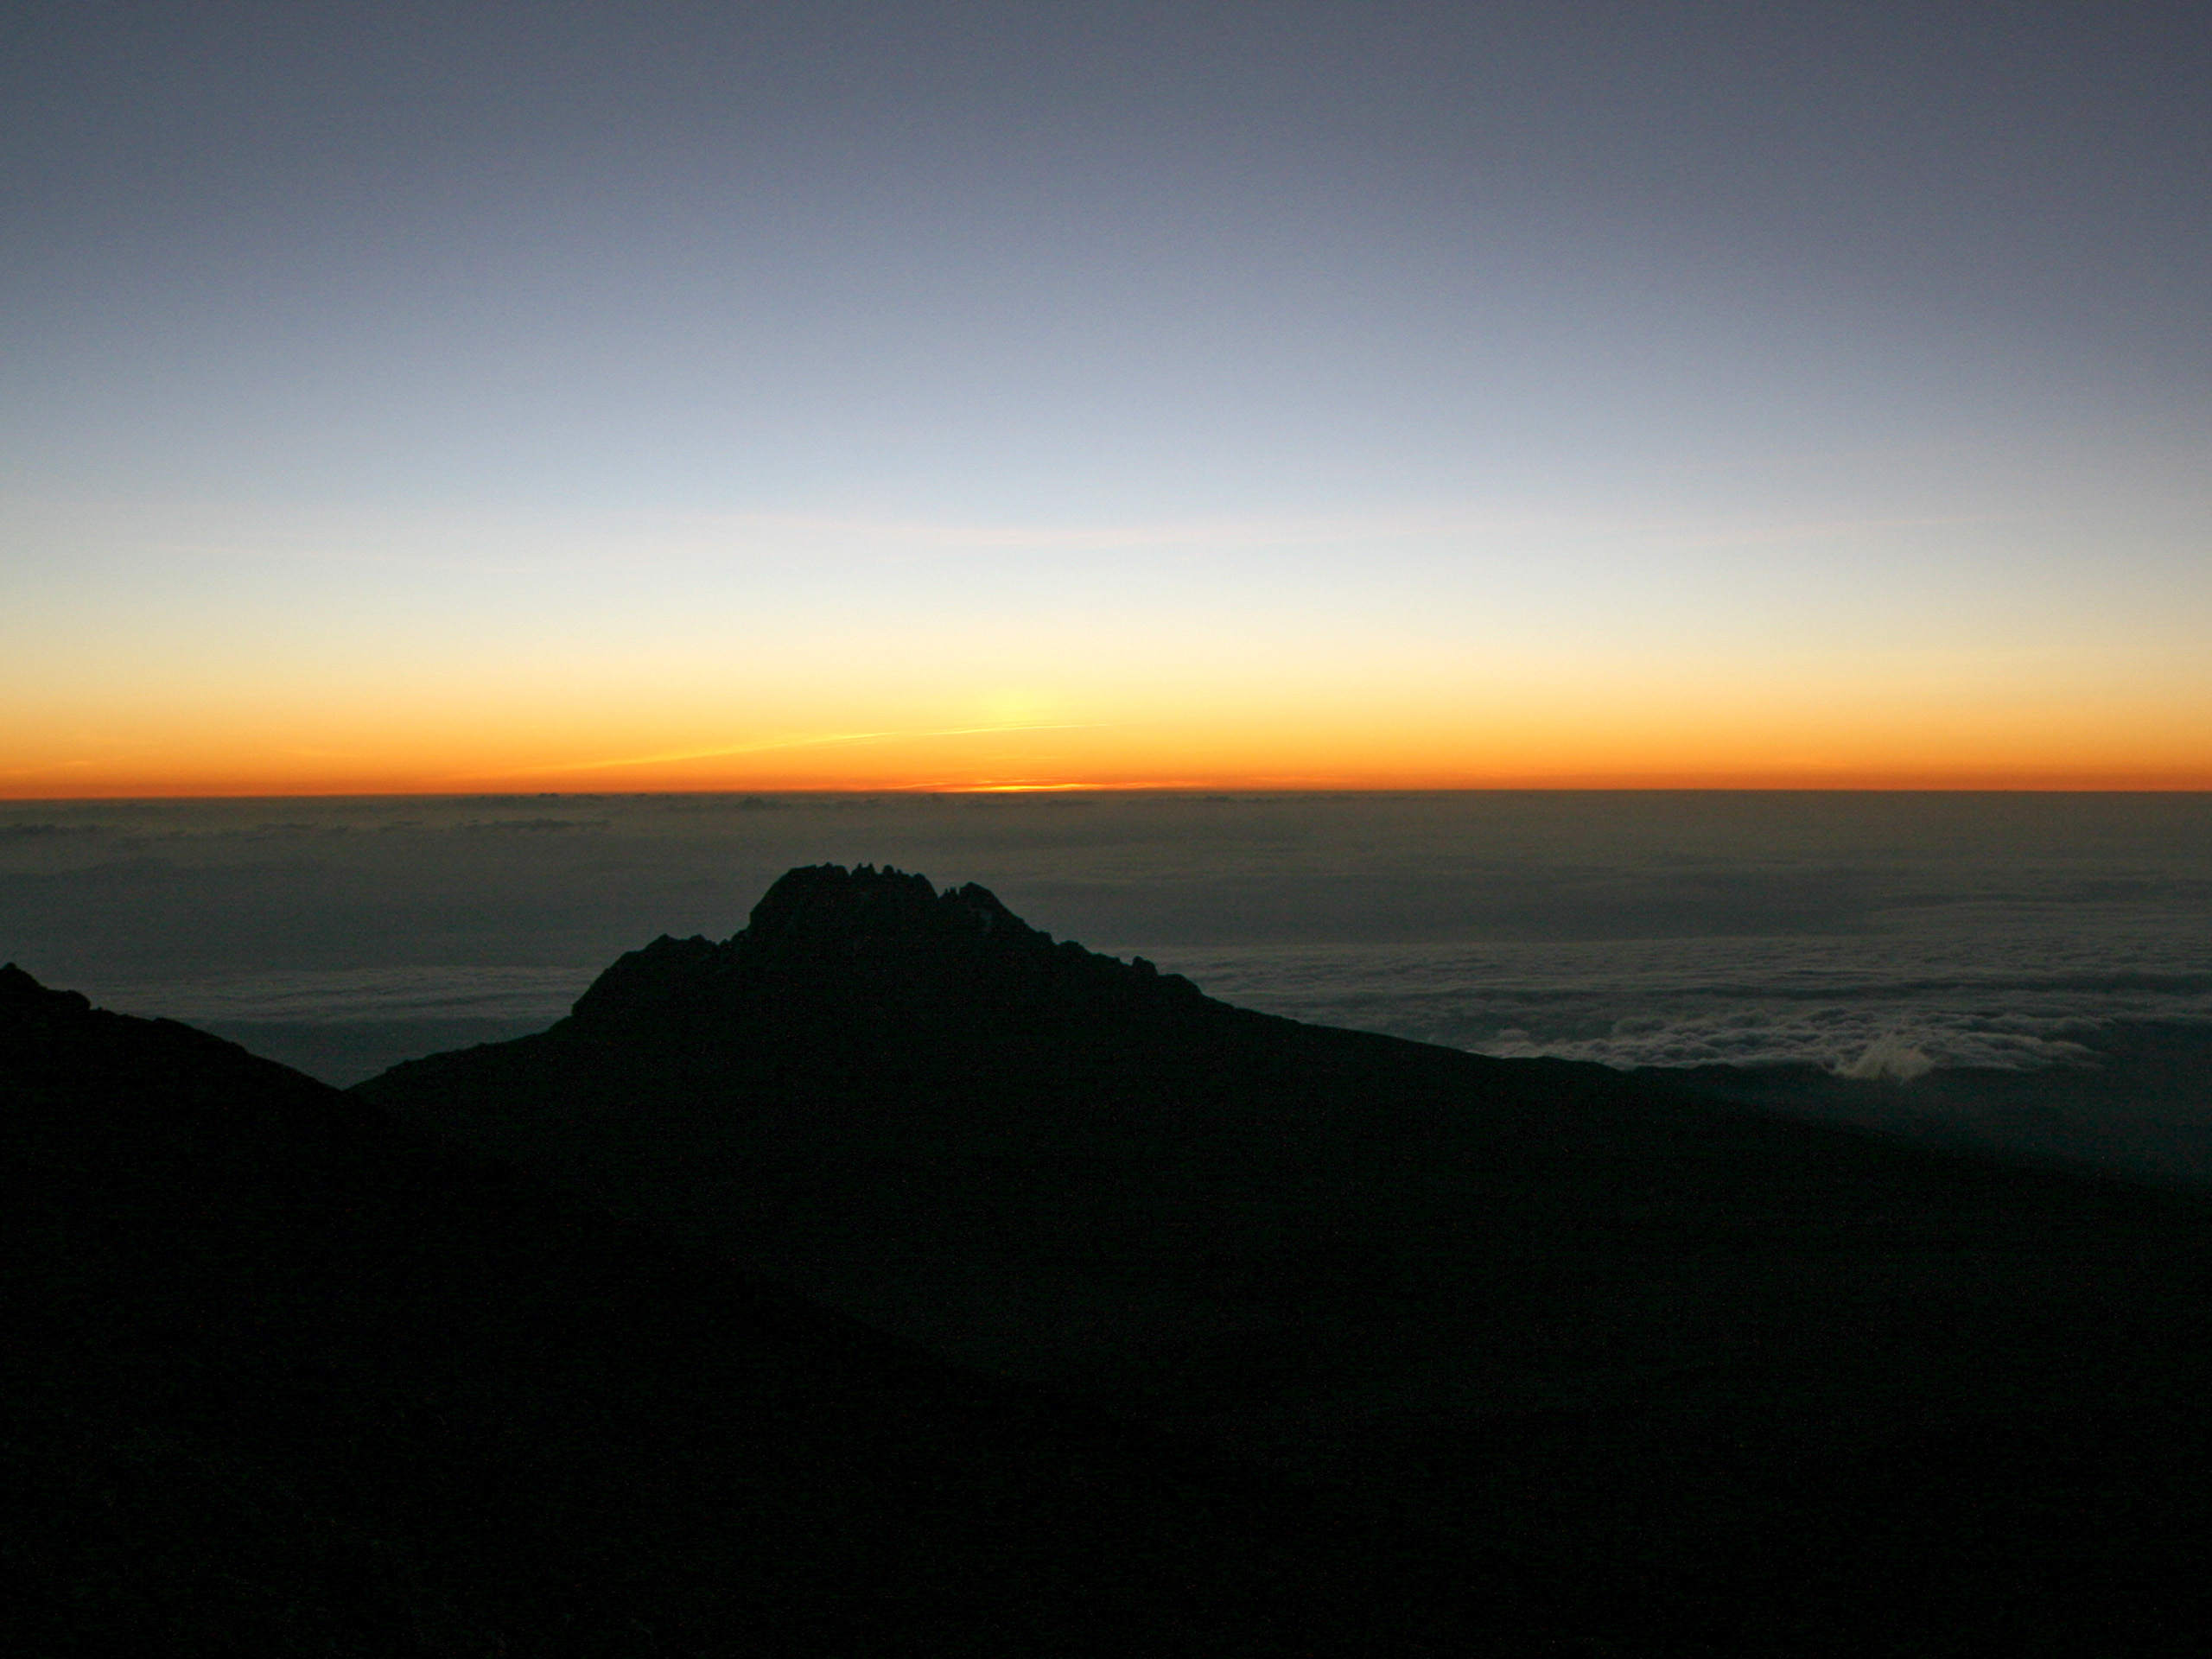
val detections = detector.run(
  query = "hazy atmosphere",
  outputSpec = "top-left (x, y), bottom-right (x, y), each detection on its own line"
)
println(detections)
top-left (8, 790), bottom-right (2209, 1180)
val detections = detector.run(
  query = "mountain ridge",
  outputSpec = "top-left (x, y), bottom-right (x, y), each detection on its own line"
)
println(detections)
top-left (354, 863), bottom-right (2212, 1655)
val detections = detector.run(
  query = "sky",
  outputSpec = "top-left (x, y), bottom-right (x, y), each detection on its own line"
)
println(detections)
top-left (4, 1), bottom-right (2209, 796)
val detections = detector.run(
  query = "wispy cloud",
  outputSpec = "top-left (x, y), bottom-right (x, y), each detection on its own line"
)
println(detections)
top-left (6, 491), bottom-right (2012, 574)
top-left (682, 507), bottom-right (2009, 561)
top-left (452, 721), bottom-right (1110, 780)
top-left (1643, 512), bottom-right (2006, 550)
top-left (671, 508), bottom-right (1508, 556)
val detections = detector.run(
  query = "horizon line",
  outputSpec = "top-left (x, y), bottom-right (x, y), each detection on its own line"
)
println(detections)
top-left (6, 781), bottom-right (2211, 804)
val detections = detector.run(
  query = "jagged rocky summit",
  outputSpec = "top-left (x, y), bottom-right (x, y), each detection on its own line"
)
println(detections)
top-left (364, 859), bottom-right (1421, 1162)
top-left (569, 861), bottom-right (1205, 1028)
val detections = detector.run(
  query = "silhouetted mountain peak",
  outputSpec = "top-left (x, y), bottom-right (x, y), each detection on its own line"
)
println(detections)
top-left (566, 863), bottom-right (1199, 1031)
top-left (739, 862), bottom-right (1044, 960)
top-left (346, 867), bottom-right (2212, 1656)
top-left (750, 861), bottom-right (958, 937)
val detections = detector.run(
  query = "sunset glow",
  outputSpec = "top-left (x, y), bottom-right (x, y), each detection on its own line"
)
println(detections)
top-left (6, 7), bottom-right (2208, 800)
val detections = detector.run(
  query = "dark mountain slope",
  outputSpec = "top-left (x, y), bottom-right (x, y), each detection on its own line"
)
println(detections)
top-left (1, 961), bottom-right (1563, 1657)
top-left (359, 864), bottom-right (2212, 1656)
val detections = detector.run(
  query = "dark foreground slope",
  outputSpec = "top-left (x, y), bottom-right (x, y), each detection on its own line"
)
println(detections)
top-left (1, 961), bottom-right (1576, 1657)
top-left (360, 864), bottom-right (2212, 1656)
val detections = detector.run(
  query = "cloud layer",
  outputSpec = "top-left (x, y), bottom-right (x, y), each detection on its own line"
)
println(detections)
top-left (7, 791), bottom-right (2209, 1090)
top-left (1140, 931), bottom-right (2212, 1078)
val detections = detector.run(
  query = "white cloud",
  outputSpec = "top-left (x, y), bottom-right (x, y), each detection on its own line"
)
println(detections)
top-left (1135, 931), bottom-right (2212, 1077)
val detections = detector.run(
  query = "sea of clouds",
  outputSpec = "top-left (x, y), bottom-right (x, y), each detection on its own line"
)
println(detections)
top-left (1137, 926), bottom-right (2212, 1081)
top-left (6, 792), bottom-right (2208, 1122)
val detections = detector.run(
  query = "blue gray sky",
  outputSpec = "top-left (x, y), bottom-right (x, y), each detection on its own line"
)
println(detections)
top-left (5, 3), bottom-right (2209, 791)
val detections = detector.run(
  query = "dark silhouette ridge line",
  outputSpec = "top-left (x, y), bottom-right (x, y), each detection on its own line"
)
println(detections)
top-left (0, 957), bottom-right (1561, 1656)
top-left (354, 863), bottom-right (2212, 1658)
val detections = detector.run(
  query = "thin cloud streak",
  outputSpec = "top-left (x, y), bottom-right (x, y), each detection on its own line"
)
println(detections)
top-left (452, 722), bottom-right (1115, 781)
top-left (671, 507), bottom-right (2011, 562)
top-left (4, 493), bottom-right (2011, 574)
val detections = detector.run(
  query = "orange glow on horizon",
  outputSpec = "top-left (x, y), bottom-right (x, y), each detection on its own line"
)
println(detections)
top-left (7, 681), bottom-right (2209, 798)
top-left (7, 761), bottom-right (2209, 800)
